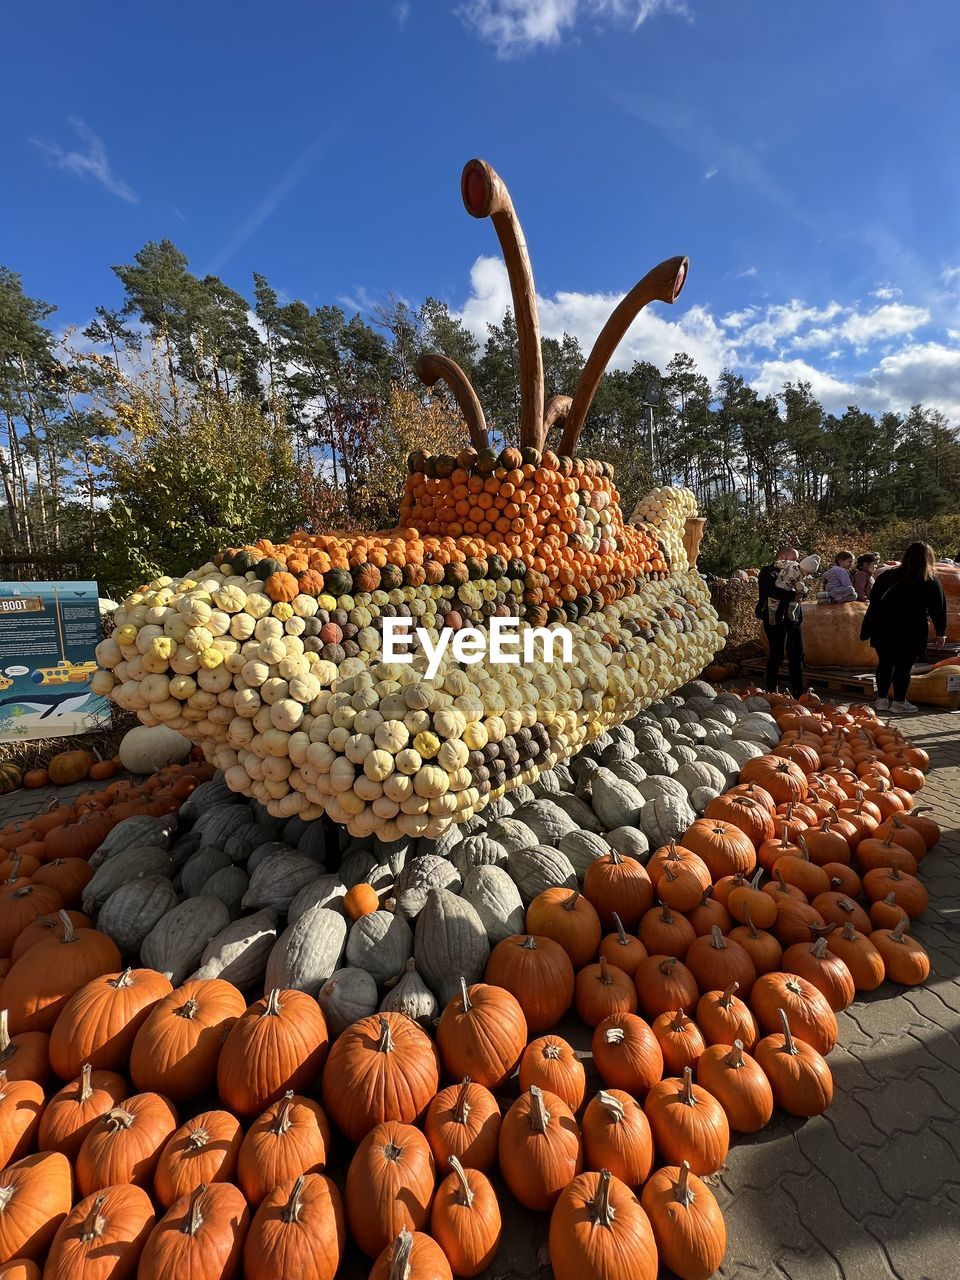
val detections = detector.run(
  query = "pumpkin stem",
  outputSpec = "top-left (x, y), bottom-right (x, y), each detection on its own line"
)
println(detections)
top-left (777, 1008), bottom-right (797, 1055)
top-left (718, 982), bottom-right (739, 1008)
top-left (741, 909), bottom-right (761, 940)
top-left (749, 868), bottom-right (763, 890)
top-left (109, 969), bottom-right (135, 990)
top-left (182, 1184), bottom-right (206, 1235)
top-left (448, 1155), bottom-right (475, 1207)
top-left (377, 1016), bottom-right (395, 1054)
top-left (608, 849), bottom-right (624, 866)
top-left (104, 1106), bottom-right (135, 1131)
top-left (774, 869), bottom-right (790, 893)
top-left (811, 936), bottom-right (829, 958)
top-left (603, 1026), bottom-right (625, 1045)
top-left (459, 977), bottom-right (472, 1012)
top-left (667, 1010), bottom-right (688, 1032)
top-left (521, 936), bottom-right (537, 951)
top-left (679, 1066), bottom-right (697, 1106)
top-left (611, 912), bottom-right (628, 945)
top-left (273, 1092), bottom-right (295, 1134)
top-left (563, 890), bottom-right (581, 912)
top-left (81, 1194), bottom-right (108, 1241)
top-left (588, 1168), bottom-right (616, 1228)
top-left (598, 955), bottom-right (612, 985)
top-left (388, 1231), bottom-right (414, 1280)
top-left (674, 1160), bottom-right (695, 1207)
top-left (724, 1040), bottom-right (746, 1068)
top-left (840, 921), bottom-right (858, 941)
top-left (56, 909), bottom-right (76, 944)
top-left (187, 1126), bottom-right (211, 1151)
top-left (0, 1010), bottom-right (11, 1059)
top-left (282, 1174), bottom-right (307, 1223)
top-left (597, 1090), bottom-right (625, 1121)
top-left (384, 1140), bottom-right (403, 1163)
top-left (175, 998), bottom-right (200, 1021)
top-left (528, 1085), bottom-right (550, 1134)
top-left (657, 901), bottom-right (675, 923)
top-left (453, 1078), bottom-right (472, 1125)
top-left (265, 988), bottom-right (283, 1017)
top-left (710, 925), bottom-right (726, 951)
top-left (658, 956), bottom-right (677, 977)
top-left (543, 1042), bottom-right (562, 1061)
top-left (891, 917), bottom-right (909, 943)
top-left (79, 1062), bottom-right (93, 1103)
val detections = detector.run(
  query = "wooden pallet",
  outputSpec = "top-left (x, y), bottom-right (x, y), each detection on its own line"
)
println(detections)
top-left (740, 657), bottom-right (877, 696)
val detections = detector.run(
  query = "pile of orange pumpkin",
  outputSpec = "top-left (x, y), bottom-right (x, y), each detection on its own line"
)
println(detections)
top-left (0, 691), bottom-right (937, 1280)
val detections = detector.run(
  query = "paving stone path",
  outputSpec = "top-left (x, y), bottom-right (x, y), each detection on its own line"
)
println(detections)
top-left (2, 705), bottom-right (957, 1278)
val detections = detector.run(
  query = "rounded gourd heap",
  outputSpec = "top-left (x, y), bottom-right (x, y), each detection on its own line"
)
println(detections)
top-left (94, 158), bottom-right (725, 837)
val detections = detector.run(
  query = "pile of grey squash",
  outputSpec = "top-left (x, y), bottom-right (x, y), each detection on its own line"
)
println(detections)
top-left (83, 681), bottom-right (780, 1032)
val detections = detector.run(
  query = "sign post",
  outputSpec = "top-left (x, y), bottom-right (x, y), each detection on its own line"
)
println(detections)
top-left (0, 581), bottom-right (110, 743)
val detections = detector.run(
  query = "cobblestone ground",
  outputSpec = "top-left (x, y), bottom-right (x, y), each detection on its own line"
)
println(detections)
top-left (2, 705), bottom-right (957, 1278)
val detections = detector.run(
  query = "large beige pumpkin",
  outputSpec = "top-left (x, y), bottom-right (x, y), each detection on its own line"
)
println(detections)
top-left (759, 601), bottom-right (876, 669)
top-left (119, 724), bottom-right (192, 774)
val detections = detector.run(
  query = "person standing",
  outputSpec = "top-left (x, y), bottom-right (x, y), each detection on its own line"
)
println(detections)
top-left (756, 546), bottom-right (806, 698)
top-left (852, 552), bottom-right (880, 601)
top-left (860, 542), bottom-right (947, 713)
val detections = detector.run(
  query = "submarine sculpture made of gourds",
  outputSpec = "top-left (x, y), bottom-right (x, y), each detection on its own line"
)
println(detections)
top-left (94, 159), bottom-right (727, 838)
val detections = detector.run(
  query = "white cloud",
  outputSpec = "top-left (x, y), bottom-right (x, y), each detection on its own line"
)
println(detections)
top-left (30, 117), bottom-right (137, 203)
top-left (456, 0), bottom-right (687, 56)
top-left (734, 266), bottom-right (758, 279)
top-left (394, 1), bottom-right (411, 26)
top-left (703, 167), bottom-right (718, 180)
top-left (941, 265), bottom-right (960, 284)
top-left (871, 284), bottom-right (901, 300)
top-left (861, 342), bottom-right (960, 420)
top-left (751, 358), bottom-right (857, 405)
top-left (837, 302), bottom-right (929, 349)
top-left (741, 300), bottom-right (843, 349)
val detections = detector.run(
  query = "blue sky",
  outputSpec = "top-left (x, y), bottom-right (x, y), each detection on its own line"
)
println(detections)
top-left (4, 0), bottom-right (960, 418)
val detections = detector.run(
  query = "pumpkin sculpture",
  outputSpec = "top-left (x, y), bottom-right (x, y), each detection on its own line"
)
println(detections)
top-left (95, 158), bottom-right (724, 839)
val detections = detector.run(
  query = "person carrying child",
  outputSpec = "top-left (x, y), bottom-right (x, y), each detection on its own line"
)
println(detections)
top-left (851, 553), bottom-right (880, 601)
top-left (756, 546), bottom-right (815, 697)
top-left (823, 551), bottom-right (858, 603)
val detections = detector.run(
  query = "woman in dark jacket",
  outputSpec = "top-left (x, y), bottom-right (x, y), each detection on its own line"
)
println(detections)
top-left (860, 542), bottom-right (947, 713)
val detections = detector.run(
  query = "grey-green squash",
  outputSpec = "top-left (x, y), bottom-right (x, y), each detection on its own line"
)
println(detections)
top-left (506, 844), bottom-right (578, 905)
top-left (83, 846), bottom-right (173, 914)
top-left (88, 815), bottom-right (176, 870)
top-left (674, 761), bottom-right (727, 797)
top-left (288, 875), bottom-right (347, 922)
top-left (192, 804), bottom-right (254, 848)
top-left (549, 792), bottom-right (604, 834)
top-left (379, 959), bottom-right (437, 1026)
top-left (265, 906), bottom-right (348, 995)
top-left (224, 823), bottom-right (277, 865)
top-left (96, 876), bottom-right (177, 954)
top-left (318, 966), bottom-right (378, 1036)
top-left (167, 832), bottom-right (203, 873)
top-left (393, 856), bottom-right (462, 920)
top-left (181, 846), bottom-right (233, 898)
top-left (559, 830), bottom-right (610, 878)
top-left (245, 841), bottom-right (297, 877)
top-left (191, 908), bottom-right (279, 987)
top-left (591, 769), bottom-right (645, 831)
top-left (606, 826), bottom-right (650, 862)
top-left (529, 771), bottom-right (562, 798)
top-left (141, 896), bottom-right (231, 984)
top-left (639, 792), bottom-right (696, 848)
top-left (178, 775), bottom-right (235, 823)
top-left (295, 822), bottom-right (327, 863)
top-left (414, 888), bottom-right (489, 1007)
top-left (485, 818), bottom-right (537, 855)
top-left (634, 749), bottom-right (678, 778)
top-left (201, 865), bottom-right (249, 918)
top-left (345, 910), bottom-right (413, 984)
top-left (242, 850), bottom-right (324, 912)
top-left (338, 848), bottom-right (377, 889)
top-left (513, 799), bottom-right (578, 846)
top-left (450, 837), bottom-right (508, 882)
top-left (461, 865), bottom-right (525, 943)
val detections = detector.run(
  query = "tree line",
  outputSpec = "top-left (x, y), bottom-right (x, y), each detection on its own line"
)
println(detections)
top-left (2, 240), bottom-right (959, 594)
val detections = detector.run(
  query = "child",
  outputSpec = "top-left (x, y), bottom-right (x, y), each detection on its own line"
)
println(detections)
top-left (852, 552), bottom-right (879, 601)
top-left (823, 551), bottom-right (857, 603)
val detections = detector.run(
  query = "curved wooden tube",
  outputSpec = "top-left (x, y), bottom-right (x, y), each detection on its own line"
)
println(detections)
top-left (415, 352), bottom-right (489, 451)
top-left (542, 394), bottom-right (573, 450)
top-left (558, 255), bottom-right (689, 457)
top-left (461, 158), bottom-right (544, 449)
